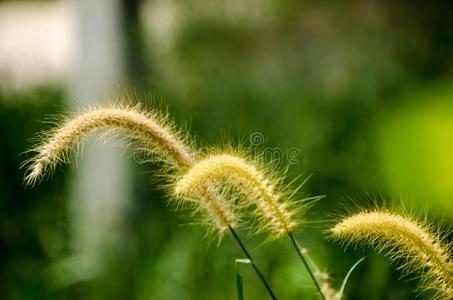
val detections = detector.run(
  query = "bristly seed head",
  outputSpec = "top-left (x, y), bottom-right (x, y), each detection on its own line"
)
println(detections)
top-left (23, 104), bottom-right (194, 186)
top-left (23, 104), bottom-right (239, 238)
top-left (174, 152), bottom-right (304, 239)
top-left (330, 210), bottom-right (453, 299)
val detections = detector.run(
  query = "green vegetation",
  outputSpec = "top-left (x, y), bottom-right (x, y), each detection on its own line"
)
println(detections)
top-left (1, 1), bottom-right (453, 299)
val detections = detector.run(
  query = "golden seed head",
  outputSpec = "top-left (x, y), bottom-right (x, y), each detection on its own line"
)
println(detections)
top-left (24, 104), bottom-right (194, 186)
top-left (24, 104), bottom-right (238, 237)
top-left (330, 210), bottom-right (453, 298)
top-left (174, 152), bottom-right (300, 239)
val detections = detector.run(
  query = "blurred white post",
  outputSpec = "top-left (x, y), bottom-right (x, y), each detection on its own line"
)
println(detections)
top-left (61, 0), bottom-right (132, 284)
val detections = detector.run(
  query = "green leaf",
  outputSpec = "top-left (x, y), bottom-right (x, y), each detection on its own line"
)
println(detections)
top-left (235, 258), bottom-right (251, 300)
top-left (337, 257), bottom-right (365, 300)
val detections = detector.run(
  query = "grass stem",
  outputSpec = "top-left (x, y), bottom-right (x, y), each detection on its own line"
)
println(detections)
top-left (228, 226), bottom-right (277, 300)
top-left (287, 232), bottom-right (326, 300)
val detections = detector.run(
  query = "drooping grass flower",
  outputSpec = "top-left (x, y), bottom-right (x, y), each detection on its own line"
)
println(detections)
top-left (23, 104), bottom-right (277, 299)
top-left (174, 151), bottom-right (329, 299)
top-left (23, 104), bottom-right (239, 232)
top-left (24, 104), bottom-right (235, 230)
top-left (330, 210), bottom-right (453, 298)
top-left (174, 151), bottom-right (300, 238)
top-left (24, 104), bottom-right (194, 186)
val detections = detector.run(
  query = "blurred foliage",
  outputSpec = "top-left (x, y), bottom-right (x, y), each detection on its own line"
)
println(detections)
top-left (375, 83), bottom-right (453, 218)
top-left (1, 0), bottom-right (453, 299)
top-left (0, 88), bottom-right (69, 299)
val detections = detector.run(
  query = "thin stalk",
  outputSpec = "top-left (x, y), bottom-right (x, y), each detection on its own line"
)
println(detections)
top-left (228, 226), bottom-right (277, 300)
top-left (287, 232), bottom-right (326, 300)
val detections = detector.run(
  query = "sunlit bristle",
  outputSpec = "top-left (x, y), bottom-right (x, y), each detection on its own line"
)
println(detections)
top-left (330, 210), bottom-right (453, 298)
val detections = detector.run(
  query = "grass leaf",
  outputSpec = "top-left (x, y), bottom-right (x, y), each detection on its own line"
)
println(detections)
top-left (235, 258), bottom-right (252, 300)
top-left (337, 257), bottom-right (365, 300)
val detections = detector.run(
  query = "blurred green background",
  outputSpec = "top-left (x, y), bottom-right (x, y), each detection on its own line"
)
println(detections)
top-left (0, 0), bottom-right (452, 299)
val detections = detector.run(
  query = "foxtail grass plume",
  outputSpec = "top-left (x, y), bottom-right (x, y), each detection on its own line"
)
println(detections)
top-left (22, 104), bottom-right (275, 298)
top-left (174, 152), bottom-right (301, 239)
top-left (23, 104), bottom-right (194, 186)
top-left (330, 210), bottom-right (453, 298)
top-left (174, 151), bottom-right (328, 299)
top-left (23, 104), bottom-right (239, 236)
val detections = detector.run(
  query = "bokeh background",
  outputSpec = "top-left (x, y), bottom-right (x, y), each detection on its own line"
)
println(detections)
top-left (1, 0), bottom-right (452, 299)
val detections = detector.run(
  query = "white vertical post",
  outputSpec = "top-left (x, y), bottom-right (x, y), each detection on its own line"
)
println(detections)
top-left (63, 0), bottom-right (132, 283)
